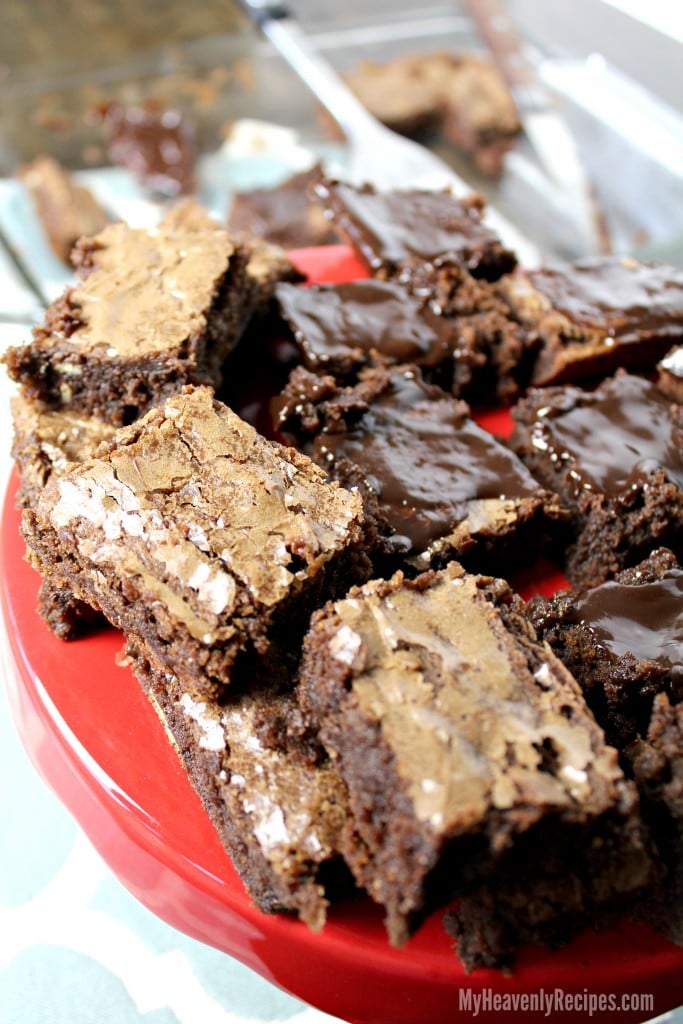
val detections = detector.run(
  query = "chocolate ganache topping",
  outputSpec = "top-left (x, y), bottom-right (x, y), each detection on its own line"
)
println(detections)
top-left (529, 373), bottom-right (683, 497)
top-left (313, 368), bottom-right (544, 554)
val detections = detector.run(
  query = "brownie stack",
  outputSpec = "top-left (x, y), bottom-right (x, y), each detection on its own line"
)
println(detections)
top-left (5, 181), bottom-right (683, 971)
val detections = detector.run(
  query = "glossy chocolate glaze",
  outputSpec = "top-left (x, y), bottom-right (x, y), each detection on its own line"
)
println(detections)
top-left (274, 279), bottom-right (453, 373)
top-left (530, 258), bottom-right (683, 341)
top-left (528, 373), bottom-right (683, 497)
top-left (312, 368), bottom-right (542, 553)
top-left (315, 181), bottom-right (515, 276)
top-left (565, 571), bottom-right (683, 685)
top-left (103, 102), bottom-right (196, 197)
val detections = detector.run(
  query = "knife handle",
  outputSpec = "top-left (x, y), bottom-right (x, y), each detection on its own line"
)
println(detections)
top-left (237, 0), bottom-right (292, 27)
top-left (462, 0), bottom-right (538, 96)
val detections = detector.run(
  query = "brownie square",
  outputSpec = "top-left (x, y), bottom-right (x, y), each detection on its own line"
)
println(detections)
top-left (500, 257), bottom-right (683, 387)
top-left (297, 563), bottom-right (651, 947)
top-left (511, 370), bottom-right (683, 587)
top-left (10, 392), bottom-right (116, 509)
top-left (21, 386), bottom-right (373, 696)
top-left (4, 201), bottom-right (256, 426)
top-left (313, 179), bottom-right (517, 284)
top-left (528, 547), bottom-right (683, 750)
top-left (275, 364), bottom-right (566, 575)
top-left (126, 640), bottom-right (351, 930)
top-left (273, 278), bottom-right (454, 380)
top-left (20, 154), bottom-right (109, 263)
top-left (227, 165), bottom-right (340, 249)
top-left (10, 392), bottom-right (117, 639)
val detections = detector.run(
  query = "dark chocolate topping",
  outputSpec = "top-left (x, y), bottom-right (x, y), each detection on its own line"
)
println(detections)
top-left (530, 258), bottom-right (683, 341)
top-left (275, 279), bottom-right (452, 371)
top-left (103, 102), bottom-right (196, 197)
top-left (316, 182), bottom-right (506, 272)
top-left (312, 369), bottom-right (542, 552)
top-left (527, 373), bottom-right (683, 497)
top-left (565, 571), bottom-right (683, 685)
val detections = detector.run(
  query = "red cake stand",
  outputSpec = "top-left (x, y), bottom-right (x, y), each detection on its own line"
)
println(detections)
top-left (2, 246), bottom-right (682, 1024)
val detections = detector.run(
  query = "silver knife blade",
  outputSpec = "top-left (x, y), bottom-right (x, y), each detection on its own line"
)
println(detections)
top-left (462, 0), bottom-right (609, 255)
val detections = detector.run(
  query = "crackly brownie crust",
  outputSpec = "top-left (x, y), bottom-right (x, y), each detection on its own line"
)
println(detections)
top-left (297, 563), bottom-right (650, 947)
top-left (10, 392), bottom-right (116, 509)
top-left (21, 386), bottom-right (373, 696)
top-left (19, 154), bottom-right (109, 263)
top-left (126, 641), bottom-right (352, 929)
top-left (274, 364), bottom-right (567, 575)
top-left (500, 257), bottom-right (683, 387)
top-left (4, 202), bottom-right (255, 426)
top-left (314, 179), bottom-right (516, 284)
top-left (528, 548), bottom-right (683, 750)
top-left (511, 371), bottom-right (683, 587)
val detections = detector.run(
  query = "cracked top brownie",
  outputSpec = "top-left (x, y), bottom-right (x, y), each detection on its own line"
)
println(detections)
top-left (21, 385), bottom-right (372, 697)
top-left (4, 202), bottom-right (255, 425)
top-left (274, 364), bottom-right (566, 574)
top-left (298, 563), bottom-right (645, 946)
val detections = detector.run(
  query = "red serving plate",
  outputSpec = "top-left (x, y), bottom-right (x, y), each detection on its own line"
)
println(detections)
top-left (2, 246), bottom-right (683, 1024)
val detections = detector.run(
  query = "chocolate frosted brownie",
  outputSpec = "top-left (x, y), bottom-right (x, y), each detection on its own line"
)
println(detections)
top-left (126, 641), bottom-right (352, 930)
top-left (297, 563), bottom-right (651, 946)
top-left (529, 549), bottom-right (683, 955)
top-left (227, 165), bottom-right (340, 249)
top-left (659, 345), bottom-right (683, 402)
top-left (273, 279), bottom-right (453, 380)
top-left (314, 180), bottom-right (517, 284)
top-left (19, 155), bottom-right (108, 263)
top-left (511, 370), bottom-right (683, 587)
top-left (275, 364), bottom-right (566, 574)
top-left (500, 257), bottom-right (683, 387)
top-left (4, 202), bottom-right (255, 426)
top-left (528, 548), bottom-right (683, 750)
top-left (22, 386), bottom-right (373, 696)
top-left (99, 101), bottom-right (197, 197)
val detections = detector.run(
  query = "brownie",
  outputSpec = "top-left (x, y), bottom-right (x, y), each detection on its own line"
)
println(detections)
top-left (98, 100), bottom-right (197, 197)
top-left (297, 563), bottom-right (652, 947)
top-left (10, 392), bottom-right (116, 509)
top-left (631, 695), bottom-right (683, 945)
top-left (343, 51), bottom-right (521, 177)
top-left (274, 364), bottom-right (567, 575)
top-left (227, 165), bottom-right (340, 249)
top-left (4, 202), bottom-right (256, 426)
top-left (273, 279), bottom-right (454, 380)
top-left (499, 257), bottom-right (683, 387)
top-left (126, 640), bottom-right (352, 930)
top-left (21, 386), bottom-right (373, 695)
top-left (313, 179), bottom-right (517, 285)
top-left (19, 154), bottom-right (108, 263)
top-left (511, 370), bottom-right (683, 587)
top-left (658, 345), bottom-right (683, 402)
top-left (528, 548), bottom-right (683, 750)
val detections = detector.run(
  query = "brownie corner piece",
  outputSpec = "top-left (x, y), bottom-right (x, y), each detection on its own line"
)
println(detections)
top-left (504, 257), bottom-right (683, 388)
top-left (511, 370), bottom-right (683, 587)
top-left (22, 385), bottom-right (374, 696)
top-left (127, 643), bottom-right (351, 931)
top-left (5, 201), bottom-right (256, 425)
top-left (277, 363), bottom-right (567, 576)
top-left (313, 178), bottom-right (517, 283)
top-left (297, 563), bottom-right (643, 948)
